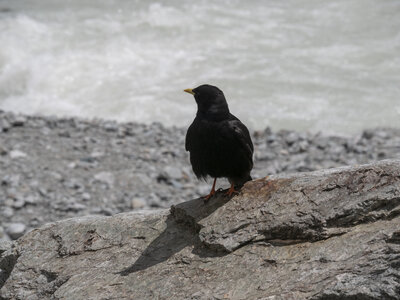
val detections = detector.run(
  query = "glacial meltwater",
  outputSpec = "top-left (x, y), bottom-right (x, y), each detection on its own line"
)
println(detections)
top-left (0, 0), bottom-right (399, 134)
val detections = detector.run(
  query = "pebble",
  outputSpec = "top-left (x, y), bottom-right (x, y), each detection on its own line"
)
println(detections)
top-left (12, 198), bottom-right (25, 209)
top-left (0, 145), bottom-right (8, 155)
top-left (131, 198), bottom-right (146, 209)
top-left (65, 202), bottom-right (87, 212)
top-left (6, 223), bottom-right (26, 240)
top-left (94, 172), bottom-right (115, 187)
top-left (0, 118), bottom-right (11, 131)
top-left (68, 162), bottom-right (77, 169)
top-left (164, 166), bottom-right (182, 180)
top-left (81, 193), bottom-right (91, 201)
top-left (64, 178), bottom-right (84, 190)
top-left (9, 150), bottom-right (28, 159)
top-left (285, 132), bottom-right (299, 146)
top-left (49, 171), bottom-right (63, 181)
top-left (0, 226), bottom-right (6, 240)
top-left (10, 115), bottom-right (26, 126)
top-left (1, 207), bottom-right (14, 218)
top-left (103, 122), bottom-right (118, 132)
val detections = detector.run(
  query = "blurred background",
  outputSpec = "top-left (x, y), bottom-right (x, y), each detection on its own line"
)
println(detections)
top-left (1, 0), bottom-right (400, 243)
top-left (0, 0), bottom-right (399, 134)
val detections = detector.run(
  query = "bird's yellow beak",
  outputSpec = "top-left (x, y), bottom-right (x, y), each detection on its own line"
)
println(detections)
top-left (184, 88), bottom-right (195, 95)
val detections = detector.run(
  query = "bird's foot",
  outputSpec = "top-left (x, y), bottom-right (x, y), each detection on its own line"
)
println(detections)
top-left (203, 178), bottom-right (217, 203)
top-left (225, 185), bottom-right (239, 197)
top-left (203, 190), bottom-right (216, 202)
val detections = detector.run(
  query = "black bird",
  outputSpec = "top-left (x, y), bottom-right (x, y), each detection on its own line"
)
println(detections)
top-left (184, 84), bottom-right (253, 200)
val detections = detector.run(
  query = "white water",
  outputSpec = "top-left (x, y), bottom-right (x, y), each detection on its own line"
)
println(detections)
top-left (0, 0), bottom-right (399, 134)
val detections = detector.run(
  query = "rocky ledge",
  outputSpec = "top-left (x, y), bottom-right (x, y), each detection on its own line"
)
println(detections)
top-left (1, 160), bottom-right (400, 299)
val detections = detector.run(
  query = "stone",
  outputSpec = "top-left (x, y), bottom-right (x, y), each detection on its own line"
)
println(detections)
top-left (0, 146), bottom-right (8, 156)
top-left (58, 130), bottom-right (71, 138)
top-left (362, 129), bottom-right (374, 140)
top-left (1, 160), bottom-right (399, 299)
top-left (164, 166), bottom-right (182, 180)
top-left (9, 115), bottom-right (26, 127)
top-left (5, 223), bottom-right (26, 240)
top-left (11, 198), bottom-right (25, 209)
top-left (103, 122), bottom-right (118, 132)
top-left (285, 131), bottom-right (299, 145)
top-left (131, 198), bottom-right (146, 209)
top-left (24, 195), bottom-right (38, 205)
top-left (0, 119), bottom-right (11, 132)
top-left (67, 162), bottom-right (77, 169)
top-left (0, 227), bottom-right (5, 240)
top-left (66, 203), bottom-right (87, 212)
top-left (9, 150), bottom-right (27, 159)
top-left (1, 207), bottom-right (14, 218)
top-left (81, 193), bottom-right (91, 201)
top-left (94, 172), bottom-right (115, 187)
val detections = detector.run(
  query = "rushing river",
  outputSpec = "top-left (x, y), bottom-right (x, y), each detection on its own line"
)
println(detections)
top-left (0, 0), bottom-right (399, 134)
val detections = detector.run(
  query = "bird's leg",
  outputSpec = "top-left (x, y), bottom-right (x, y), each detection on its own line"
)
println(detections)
top-left (225, 182), bottom-right (239, 197)
top-left (203, 178), bottom-right (217, 201)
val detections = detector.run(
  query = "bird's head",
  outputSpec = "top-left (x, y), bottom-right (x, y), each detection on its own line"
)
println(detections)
top-left (184, 84), bottom-right (230, 119)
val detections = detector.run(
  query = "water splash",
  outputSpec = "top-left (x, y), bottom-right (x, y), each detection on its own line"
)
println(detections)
top-left (0, 0), bottom-right (399, 134)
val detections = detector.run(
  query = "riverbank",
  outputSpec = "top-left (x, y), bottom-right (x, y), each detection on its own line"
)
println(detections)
top-left (1, 110), bottom-right (399, 241)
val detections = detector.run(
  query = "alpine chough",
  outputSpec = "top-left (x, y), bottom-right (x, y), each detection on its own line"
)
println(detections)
top-left (184, 84), bottom-right (253, 200)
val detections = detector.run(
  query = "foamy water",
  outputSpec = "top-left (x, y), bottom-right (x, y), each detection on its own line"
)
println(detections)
top-left (0, 0), bottom-right (399, 134)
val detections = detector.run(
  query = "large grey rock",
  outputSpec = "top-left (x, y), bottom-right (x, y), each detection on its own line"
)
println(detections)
top-left (1, 160), bottom-right (400, 299)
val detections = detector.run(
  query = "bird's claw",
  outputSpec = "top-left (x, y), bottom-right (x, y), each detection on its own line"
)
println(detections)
top-left (202, 195), bottom-right (212, 202)
top-left (202, 191), bottom-right (216, 202)
top-left (225, 187), bottom-right (239, 197)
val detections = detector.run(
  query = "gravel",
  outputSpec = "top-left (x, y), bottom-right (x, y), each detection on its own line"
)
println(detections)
top-left (1, 109), bottom-right (400, 241)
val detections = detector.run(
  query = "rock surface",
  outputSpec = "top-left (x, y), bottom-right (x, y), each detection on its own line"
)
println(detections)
top-left (1, 160), bottom-right (400, 299)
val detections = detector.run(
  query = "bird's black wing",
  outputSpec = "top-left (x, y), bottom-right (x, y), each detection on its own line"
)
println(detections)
top-left (185, 120), bottom-right (197, 152)
top-left (225, 114), bottom-right (254, 166)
